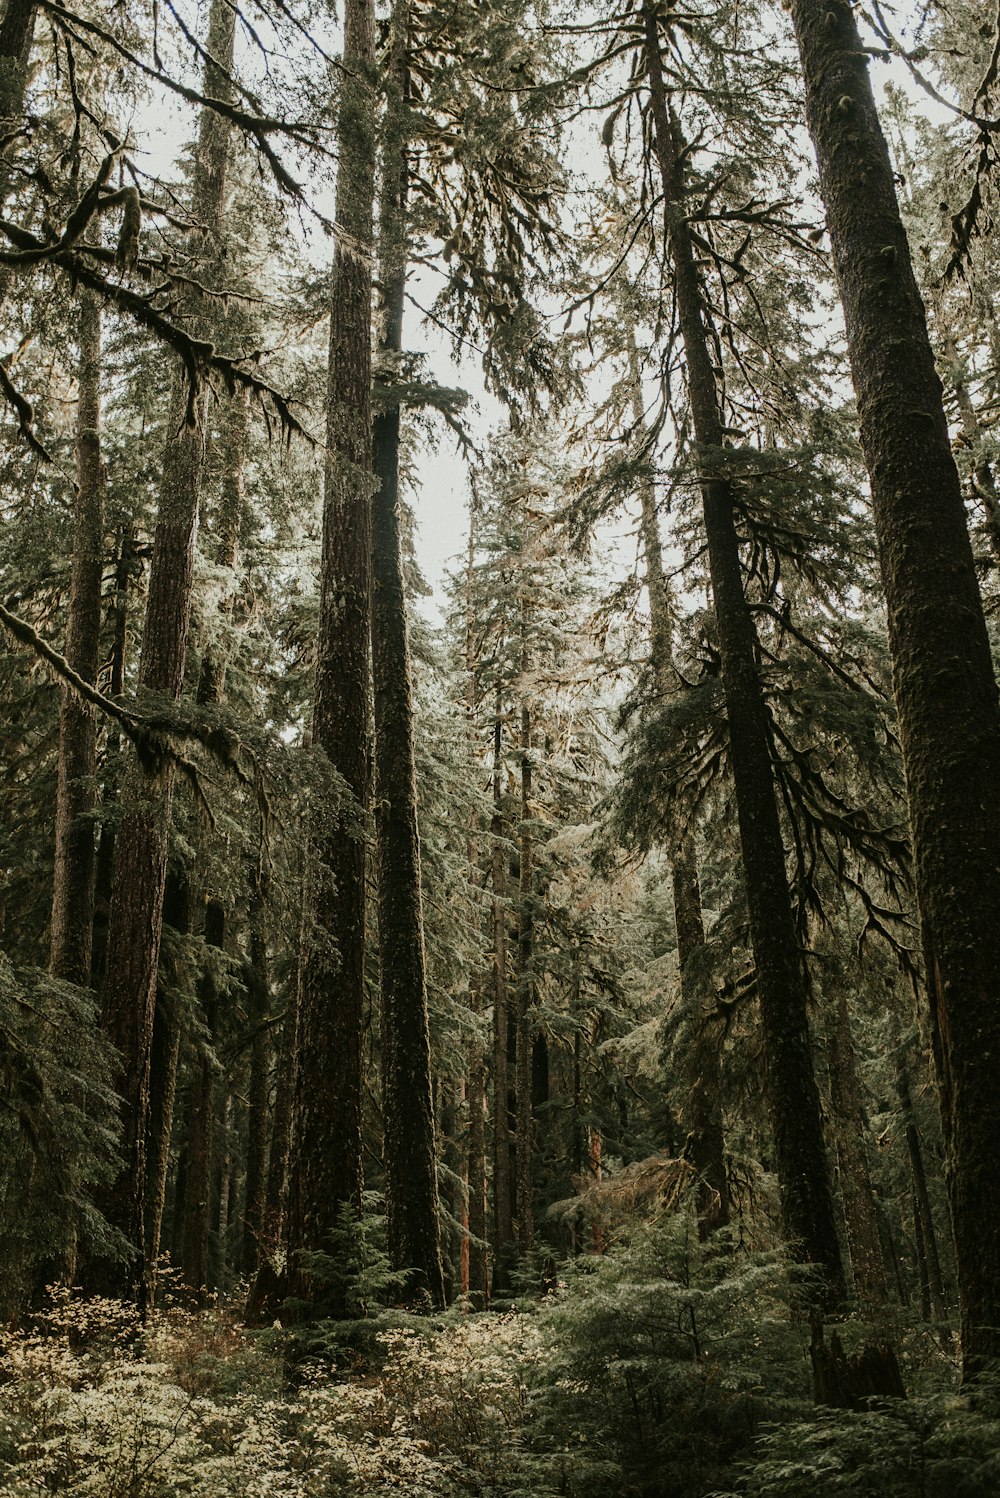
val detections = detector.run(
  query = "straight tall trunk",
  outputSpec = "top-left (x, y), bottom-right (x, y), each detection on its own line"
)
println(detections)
top-left (242, 907), bottom-right (271, 1276)
top-left (91, 525), bottom-right (132, 986)
top-left (827, 989), bottom-right (891, 1308)
top-left (370, 5), bottom-right (444, 1307)
top-left (514, 687), bottom-right (535, 1257)
top-left (464, 512), bottom-right (489, 1309)
top-left (628, 331), bottom-right (728, 1236)
top-left (144, 871), bottom-right (189, 1292)
top-left (788, 0), bottom-right (1000, 1378)
top-left (896, 1058), bottom-right (947, 1322)
top-left (86, 0), bottom-right (236, 1301)
top-left (644, 8), bottom-right (845, 1305)
top-left (50, 289), bottom-right (104, 987)
top-left (491, 705), bottom-right (514, 1283)
top-left (181, 899), bottom-right (226, 1302)
top-left (285, 0), bottom-right (377, 1310)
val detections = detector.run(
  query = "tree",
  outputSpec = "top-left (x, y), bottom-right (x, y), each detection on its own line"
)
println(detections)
top-left (370, 0), bottom-right (446, 1308)
top-left (284, 0), bottom-right (377, 1312)
top-left (787, 0), bottom-right (1000, 1379)
top-left (640, 3), bottom-right (845, 1309)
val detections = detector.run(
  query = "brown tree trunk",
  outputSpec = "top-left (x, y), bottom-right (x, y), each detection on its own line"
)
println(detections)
top-left (788, 0), bottom-right (1000, 1378)
top-left (644, 8), bottom-right (844, 1305)
top-left (91, 525), bottom-right (132, 987)
top-left (896, 1058), bottom-right (947, 1322)
top-left (285, 0), bottom-right (376, 1313)
top-left (241, 905), bottom-right (271, 1276)
top-left (370, 7), bottom-right (444, 1307)
top-left (463, 507), bottom-right (489, 1309)
top-left (84, 0), bottom-right (236, 1302)
top-left (0, 0), bottom-right (36, 207)
top-left (827, 989), bottom-right (890, 1308)
top-left (629, 332), bottom-right (728, 1236)
top-left (49, 289), bottom-right (104, 988)
top-left (491, 703), bottom-right (514, 1286)
top-left (181, 899), bottom-right (226, 1303)
top-left (144, 871), bottom-right (189, 1296)
top-left (514, 685), bottom-right (535, 1258)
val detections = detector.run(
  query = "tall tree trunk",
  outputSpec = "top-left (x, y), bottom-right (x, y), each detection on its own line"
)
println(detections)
top-left (0, 0), bottom-right (36, 208)
top-left (788, 0), bottom-right (1000, 1379)
top-left (50, 289), bottom-right (104, 987)
top-left (91, 524), bottom-right (132, 986)
top-left (464, 511), bottom-right (489, 1309)
top-left (370, 4), bottom-right (445, 1307)
top-left (628, 331), bottom-right (728, 1236)
top-left (85, 0), bottom-right (236, 1301)
top-left (491, 703), bottom-right (514, 1285)
top-left (241, 901), bottom-right (271, 1276)
top-left (514, 684), bottom-right (535, 1258)
top-left (181, 899), bottom-right (226, 1304)
top-left (643, 8), bottom-right (844, 1305)
top-left (826, 989), bottom-right (894, 1321)
top-left (896, 1057), bottom-right (947, 1322)
top-left (285, 0), bottom-right (376, 1312)
top-left (940, 331), bottom-right (1000, 562)
top-left (144, 871), bottom-right (189, 1295)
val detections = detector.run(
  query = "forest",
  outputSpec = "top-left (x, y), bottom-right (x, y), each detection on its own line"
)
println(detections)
top-left (0, 0), bottom-right (999, 1491)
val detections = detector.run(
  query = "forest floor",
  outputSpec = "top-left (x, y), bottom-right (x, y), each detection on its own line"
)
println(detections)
top-left (2, 1227), bottom-right (999, 1498)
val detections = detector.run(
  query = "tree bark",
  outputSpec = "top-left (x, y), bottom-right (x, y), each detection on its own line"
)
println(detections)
top-left (285, 0), bottom-right (376, 1312)
top-left (827, 989), bottom-right (890, 1308)
top-left (644, 8), bottom-right (844, 1305)
top-left (628, 331), bottom-right (728, 1236)
top-left (788, 0), bottom-right (1000, 1378)
top-left (49, 289), bottom-right (104, 988)
top-left (514, 685), bottom-right (535, 1258)
top-left (491, 703), bottom-right (514, 1285)
top-left (144, 871), bottom-right (189, 1296)
top-left (241, 905), bottom-right (271, 1276)
top-left (181, 898), bottom-right (226, 1303)
top-left (896, 1058), bottom-right (947, 1322)
top-left (85, 0), bottom-right (236, 1301)
top-left (370, 4), bottom-right (445, 1307)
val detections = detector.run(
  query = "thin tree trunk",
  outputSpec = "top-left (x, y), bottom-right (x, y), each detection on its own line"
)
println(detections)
top-left (181, 899), bottom-right (226, 1304)
top-left (144, 871), bottom-right (189, 1296)
top-left (91, 525), bottom-right (132, 987)
top-left (788, 0), bottom-right (1000, 1381)
top-left (896, 1058), bottom-right (947, 1322)
top-left (85, 0), bottom-right (236, 1301)
top-left (241, 905), bottom-right (271, 1276)
top-left (628, 332), bottom-right (728, 1236)
top-left (514, 684), bottom-right (535, 1258)
top-left (643, 8), bottom-right (844, 1304)
top-left (941, 332), bottom-right (1000, 561)
top-left (50, 289), bottom-right (104, 987)
top-left (827, 989), bottom-right (890, 1308)
top-left (285, 0), bottom-right (376, 1312)
top-left (491, 703), bottom-right (514, 1285)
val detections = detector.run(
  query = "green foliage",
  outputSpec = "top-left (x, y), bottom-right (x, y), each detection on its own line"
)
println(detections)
top-left (730, 1381), bottom-right (1000, 1497)
top-left (0, 955), bottom-right (122, 1318)
top-left (524, 1215), bottom-right (811, 1497)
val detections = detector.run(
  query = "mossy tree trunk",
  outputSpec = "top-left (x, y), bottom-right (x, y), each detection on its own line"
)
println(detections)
top-left (788, 0), bottom-right (1000, 1379)
top-left (285, 0), bottom-right (377, 1312)
top-left (85, 0), bottom-right (236, 1301)
top-left (370, 3), bottom-right (445, 1308)
top-left (49, 289), bottom-right (104, 989)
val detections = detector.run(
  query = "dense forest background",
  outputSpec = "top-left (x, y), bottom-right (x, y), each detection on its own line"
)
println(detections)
top-left (1, 0), bottom-right (1000, 1492)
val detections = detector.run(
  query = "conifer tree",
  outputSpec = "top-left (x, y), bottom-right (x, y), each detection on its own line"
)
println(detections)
top-left (787, 0), bottom-right (1000, 1379)
top-left (284, 0), bottom-right (377, 1311)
